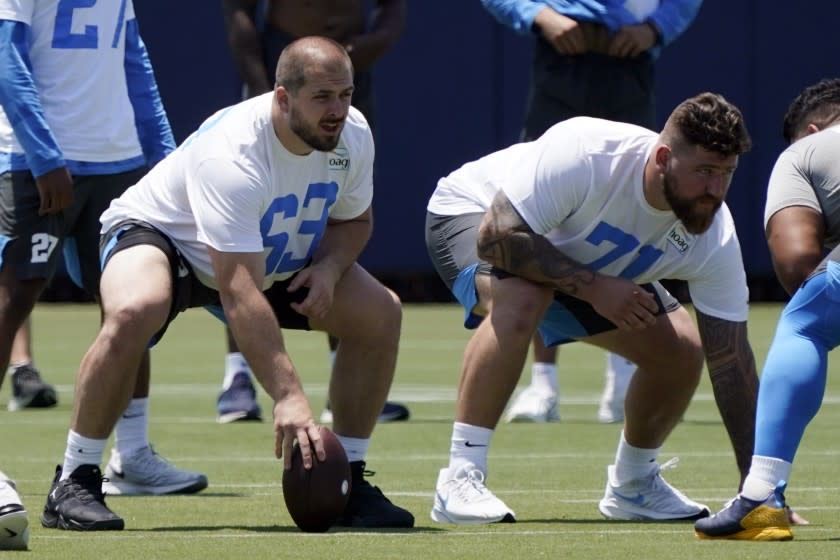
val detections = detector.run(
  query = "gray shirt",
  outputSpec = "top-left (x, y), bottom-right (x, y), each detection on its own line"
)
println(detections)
top-left (765, 125), bottom-right (840, 248)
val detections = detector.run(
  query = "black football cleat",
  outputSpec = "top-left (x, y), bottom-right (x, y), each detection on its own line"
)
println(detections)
top-left (335, 461), bottom-right (414, 528)
top-left (41, 465), bottom-right (124, 531)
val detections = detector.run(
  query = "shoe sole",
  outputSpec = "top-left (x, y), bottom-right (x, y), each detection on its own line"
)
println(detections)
top-left (0, 509), bottom-right (29, 550)
top-left (40, 510), bottom-right (124, 531)
top-left (430, 497), bottom-right (516, 525)
top-left (102, 475), bottom-right (208, 496)
top-left (695, 528), bottom-right (793, 541)
top-left (599, 499), bottom-right (710, 521)
top-left (216, 411), bottom-right (262, 424)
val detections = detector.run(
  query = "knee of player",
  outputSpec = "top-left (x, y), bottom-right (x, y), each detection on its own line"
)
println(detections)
top-left (101, 299), bottom-right (168, 340)
top-left (489, 284), bottom-right (551, 334)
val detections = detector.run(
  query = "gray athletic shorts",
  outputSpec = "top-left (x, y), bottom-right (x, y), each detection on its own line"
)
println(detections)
top-left (100, 220), bottom-right (314, 347)
top-left (424, 211), bottom-right (679, 346)
top-left (0, 167), bottom-right (147, 295)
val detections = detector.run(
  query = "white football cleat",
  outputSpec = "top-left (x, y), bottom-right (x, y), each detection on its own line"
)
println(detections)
top-left (103, 446), bottom-right (208, 496)
top-left (598, 458), bottom-right (710, 521)
top-left (431, 464), bottom-right (516, 524)
top-left (504, 385), bottom-right (559, 423)
top-left (0, 471), bottom-right (28, 550)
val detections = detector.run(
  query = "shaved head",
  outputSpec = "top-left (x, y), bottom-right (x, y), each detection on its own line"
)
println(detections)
top-left (274, 36), bottom-right (353, 94)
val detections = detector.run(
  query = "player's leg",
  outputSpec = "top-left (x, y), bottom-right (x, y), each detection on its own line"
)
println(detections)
top-left (7, 315), bottom-right (58, 411)
top-left (695, 270), bottom-right (840, 540)
top-left (0, 172), bottom-right (59, 411)
top-left (598, 352), bottom-right (637, 424)
top-left (216, 326), bottom-right (262, 423)
top-left (504, 333), bottom-right (560, 423)
top-left (298, 263), bottom-right (413, 528)
top-left (42, 228), bottom-right (175, 531)
top-left (585, 293), bottom-right (709, 521)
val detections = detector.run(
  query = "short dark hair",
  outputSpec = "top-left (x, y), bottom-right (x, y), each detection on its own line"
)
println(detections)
top-left (782, 78), bottom-right (840, 144)
top-left (663, 93), bottom-right (752, 157)
top-left (274, 36), bottom-right (352, 94)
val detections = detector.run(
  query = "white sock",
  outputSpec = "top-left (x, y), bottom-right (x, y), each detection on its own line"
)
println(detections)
top-left (328, 350), bottom-right (337, 370)
top-left (334, 434), bottom-right (370, 463)
top-left (612, 431), bottom-right (659, 484)
top-left (223, 352), bottom-right (250, 390)
top-left (113, 398), bottom-right (149, 458)
top-left (741, 455), bottom-right (792, 500)
top-left (449, 422), bottom-right (493, 474)
top-left (531, 362), bottom-right (558, 392)
top-left (61, 430), bottom-right (107, 480)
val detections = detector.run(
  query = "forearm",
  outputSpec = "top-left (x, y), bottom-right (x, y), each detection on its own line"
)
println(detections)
top-left (221, 287), bottom-right (304, 402)
top-left (124, 18), bottom-right (175, 166)
top-left (222, 0), bottom-right (271, 95)
top-left (312, 218), bottom-right (372, 278)
top-left (697, 312), bottom-right (758, 485)
top-left (0, 20), bottom-right (64, 176)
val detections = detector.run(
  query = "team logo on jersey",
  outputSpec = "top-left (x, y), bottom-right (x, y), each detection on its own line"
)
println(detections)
top-left (666, 224), bottom-right (692, 254)
top-left (328, 147), bottom-right (350, 171)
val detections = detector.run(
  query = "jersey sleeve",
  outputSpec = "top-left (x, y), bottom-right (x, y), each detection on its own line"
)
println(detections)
top-left (502, 126), bottom-right (588, 234)
top-left (328, 116), bottom-right (374, 221)
top-left (188, 157), bottom-right (265, 253)
top-left (0, 1), bottom-right (32, 23)
top-left (686, 213), bottom-right (750, 322)
top-left (764, 146), bottom-right (821, 227)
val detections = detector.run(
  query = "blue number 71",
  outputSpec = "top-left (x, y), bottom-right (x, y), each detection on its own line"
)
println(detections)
top-left (584, 221), bottom-right (663, 279)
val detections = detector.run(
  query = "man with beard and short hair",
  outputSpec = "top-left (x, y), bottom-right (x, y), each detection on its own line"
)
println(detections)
top-left (424, 92), bottom-right (757, 524)
top-left (40, 36), bottom-right (414, 532)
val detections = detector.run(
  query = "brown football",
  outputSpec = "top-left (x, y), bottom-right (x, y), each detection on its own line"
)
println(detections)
top-left (282, 426), bottom-right (351, 532)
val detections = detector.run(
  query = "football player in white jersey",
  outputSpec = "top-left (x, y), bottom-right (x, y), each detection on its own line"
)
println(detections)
top-left (41, 36), bottom-right (414, 531)
top-left (425, 93), bottom-right (757, 524)
top-left (0, 0), bottom-right (207, 547)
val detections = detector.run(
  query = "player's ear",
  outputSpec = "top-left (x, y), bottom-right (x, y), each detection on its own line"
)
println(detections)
top-left (654, 144), bottom-right (672, 172)
top-left (275, 87), bottom-right (291, 113)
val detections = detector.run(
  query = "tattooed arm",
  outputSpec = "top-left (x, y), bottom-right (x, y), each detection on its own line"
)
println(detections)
top-left (696, 310), bottom-right (758, 486)
top-left (477, 190), bottom-right (659, 329)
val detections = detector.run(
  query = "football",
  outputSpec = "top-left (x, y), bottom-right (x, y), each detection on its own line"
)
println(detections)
top-left (282, 426), bottom-right (351, 532)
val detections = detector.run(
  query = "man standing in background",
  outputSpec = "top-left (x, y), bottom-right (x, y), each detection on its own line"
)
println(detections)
top-left (219, 0), bottom-right (410, 424)
top-left (481, 0), bottom-right (702, 425)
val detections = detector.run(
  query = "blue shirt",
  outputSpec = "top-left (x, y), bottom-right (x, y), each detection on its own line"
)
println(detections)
top-left (481, 0), bottom-right (702, 56)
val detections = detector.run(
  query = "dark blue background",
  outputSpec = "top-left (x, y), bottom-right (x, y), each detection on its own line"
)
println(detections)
top-left (133, 0), bottom-right (840, 298)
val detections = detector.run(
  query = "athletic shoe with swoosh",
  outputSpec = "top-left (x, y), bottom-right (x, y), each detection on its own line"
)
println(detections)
top-left (430, 463), bottom-right (515, 524)
top-left (598, 458), bottom-right (710, 521)
top-left (0, 471), bottom-right (28, 550)
top-left (694, 481), bottom-right (792, 541)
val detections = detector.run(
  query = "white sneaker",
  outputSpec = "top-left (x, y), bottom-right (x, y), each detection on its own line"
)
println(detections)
top-left (597, 355), bottom-right (635, 424)
top-left (102, 446), bottom-right (208, 496)
top-left (504, 385), bottom-right (559, 423)
top-left (598, 458), bottom-right (710, 520)
top-left (0, 471), bottom-right (28, 550)
top-left (430, 464), bottom-right (516, 524)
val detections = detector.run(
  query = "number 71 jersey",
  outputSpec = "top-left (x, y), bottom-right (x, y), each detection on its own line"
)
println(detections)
top-left (0, 0), bottom-right (145, 163)
top-left (101, 94), bottom-right (375, 290)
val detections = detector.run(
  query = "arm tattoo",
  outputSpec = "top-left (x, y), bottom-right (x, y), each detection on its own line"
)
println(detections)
top-left (696, 311), bottom-right (758, 486)
top-left (477, 192), bottom-right (595, 295)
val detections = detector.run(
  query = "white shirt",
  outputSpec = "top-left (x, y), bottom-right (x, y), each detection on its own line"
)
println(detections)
top-left (0, 0), bottom-right (144, 162)
top-left (429, 117), bottom-right (748, 321)
top-left (102, 94), bottom-right (374, 289)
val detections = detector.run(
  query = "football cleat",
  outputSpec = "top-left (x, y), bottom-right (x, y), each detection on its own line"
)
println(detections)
top-left (0, 471), bottom-right (29, 550)
top-left (320, 401), bottom-right (410, 424)
top-left (335, 461), bottom-right (414, 528)
top-left (216, 371), bottom-right (262, 423)
top-left (599, 458), bottom-right (710, 521)
top-left (695, 481), bottom-right (792, 541)
top-left (102, 446), bottom-right (208, 496)
top-left (431, 463), bottom-right (516, 524)
top-left (504, 385), bottom-right (559, 423)
top-left (41, 465), bottom-right (124, 531)
top-left (7, 364), bottom-right (58, 411)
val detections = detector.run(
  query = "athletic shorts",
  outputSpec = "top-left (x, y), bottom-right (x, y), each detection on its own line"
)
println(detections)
top-left (100, 220), bottom-right (313, 347)
top-left (425, 211), bottom-right (680, 346)
top-left (0, 167), bottom-right (147, 295)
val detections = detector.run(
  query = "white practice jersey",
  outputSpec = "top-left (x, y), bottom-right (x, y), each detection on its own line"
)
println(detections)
top-left (102, 94), bottom-right (374, 290)
top-left (0, 0), bottom-right (142, 162)
top-left (429, 117), bottom-right (748, 322)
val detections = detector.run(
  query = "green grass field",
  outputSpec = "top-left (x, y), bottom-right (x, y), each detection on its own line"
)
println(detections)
top-left (4, 302), bottom-right (838, 558)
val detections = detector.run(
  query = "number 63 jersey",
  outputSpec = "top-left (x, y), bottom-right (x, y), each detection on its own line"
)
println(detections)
top-left (101, 94), bottom-right (374, 290)
top-left (429, 116), bottom-right (748, 323)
